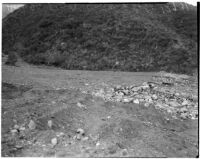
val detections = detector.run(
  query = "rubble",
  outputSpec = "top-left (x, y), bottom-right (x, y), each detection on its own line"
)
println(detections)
top-left (28, 120), bottom-right (36, 130)
top-left (47, 120), bottom-right (53, 129)
top-left (91, 72), bottom-right (198, 120)
top-left (11, 129), bottom-right (18, 135)
top-left (77, 102), bottom-right (87, 109)
top-left (14, 125), bottom-right (20, 130)
top-left (51, 138), bottom-right (58, 146)
top-left (76, 128), bottom-right (85, 135)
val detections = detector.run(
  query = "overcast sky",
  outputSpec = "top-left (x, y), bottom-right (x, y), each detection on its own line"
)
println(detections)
top-left (2, 1), bottom-right (197, 6)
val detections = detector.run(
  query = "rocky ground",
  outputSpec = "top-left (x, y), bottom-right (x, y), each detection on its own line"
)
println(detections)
top-left (1, 56), bottom-right (199, 157)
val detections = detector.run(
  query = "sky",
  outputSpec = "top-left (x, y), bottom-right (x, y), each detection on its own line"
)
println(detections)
top-left (1, 0), bottom-right (198, 6)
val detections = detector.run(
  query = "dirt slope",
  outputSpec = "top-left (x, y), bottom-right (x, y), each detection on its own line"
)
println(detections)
top-left (1, 59), bottom-right (198, 157)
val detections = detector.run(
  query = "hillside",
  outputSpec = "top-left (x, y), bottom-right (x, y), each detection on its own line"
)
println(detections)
top-left (2, 3), bottom-right (197, 74)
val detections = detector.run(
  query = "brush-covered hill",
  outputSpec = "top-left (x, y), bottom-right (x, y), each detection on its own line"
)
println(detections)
top-left (2, 3), bottom-right (197, 74)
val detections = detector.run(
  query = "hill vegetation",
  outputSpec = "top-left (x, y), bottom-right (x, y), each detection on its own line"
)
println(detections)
top-left (2, 3), bottom-right (197, 74)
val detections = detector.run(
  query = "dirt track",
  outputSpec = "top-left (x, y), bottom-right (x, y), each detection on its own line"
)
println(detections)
top-left (2, 60), bottom-right (198, 157)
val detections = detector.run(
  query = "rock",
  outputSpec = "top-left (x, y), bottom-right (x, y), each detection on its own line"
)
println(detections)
top-left (56, 132), bottom-right (65, 137)
top-left (122, 89), bottom-right (129, 95)
top-left (168, 101), bottom-right (179, 107)
top-left (182, 100), bottom-right (189, 106)
top-left (47, 120), bottom-right (53, 128)
top-left (19, 127), bottom-right (26, 131)
top-left (116, 98), bottom-right (122, 102)
top-left (77, 102), bottom-right (86, 108)
top-left (52, 101), bottom-right (56, 104)
top-left (76, 134), bottom-right (82, 140)
top-left (133, 99), bottom-right (140, 104)
top-left (144, 103), bottom-right (150, 107)
top-left (165, 98), bottom-right (168, 103)
top-left (167, 109), bottom-right (172, 113)
top-left (115, 85), bottom-right (122, 90)
top-left (180, 113), bottom-right (188, 119)
top-left (28, 120), bottom-right (36, 130)
top-left (142, 82), bottom-right (149, 87)
top-left (11, 129), bottom-right (18, 134)
top-left (155, 103), bottom-right (165, 109)
top-left (14, 125), bottom-right (20, 130)
top-left (117, 92), bottom-right (124, 96)
top-left (77, 128), bottom-right (85, 135)
top-left (141, 83), bottom-right (149, 90)
top-left (132, 87), bottom-right (140, 92)
top-left (15, 145), bottom-right (23, 149)
top-left (148, 83), bottom-right (155, 88)
top-left (139, 98), bottom-right (145, 102)
top-left (122, 149), bottom-right (128, 156)
top-left (82, 136), bottom-right (89, 141)
top-left (152, 94), bottom-right (158, 100)
top-left (108, 145), bottom-right (117, 154)
top-left (175, 92), bottom-right (180, 96)
top-left (96, 141), bottom-right (100, 146)
top-left (123, 98), bottom-right (133, 103)
top-left (51, 138), bottom-right (58, 146)
top-left (179, 107), bottom-right (187, 113)
top-left (145, 97), bottom-right (153, 103)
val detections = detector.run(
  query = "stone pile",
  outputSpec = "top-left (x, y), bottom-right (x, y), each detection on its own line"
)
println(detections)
top-left (92, 73), bottom-right (198, 120)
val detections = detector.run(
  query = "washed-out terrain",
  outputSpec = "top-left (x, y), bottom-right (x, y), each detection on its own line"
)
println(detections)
top-left (2, 57), bottom-right (198, 157)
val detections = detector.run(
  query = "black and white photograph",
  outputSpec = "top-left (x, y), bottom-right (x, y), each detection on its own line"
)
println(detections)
top-left (1, 1), bottom-right (199, 157)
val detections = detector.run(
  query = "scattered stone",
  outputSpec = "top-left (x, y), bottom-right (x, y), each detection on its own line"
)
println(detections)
top-left (107, 116), bottom-right (111, 119)
top-left (122, 149), bottom-right (128, 156)
top-left (108, 145), bottom-right (117, 154)
top-left (147, 98), bottom-right (153, 103)
top-left (175, 92), bottom-right (180, 96)
top-left (133, 99), bottom-right (140, 104)
top-left (77, 102), bottom-right (86, 109)
top-left (168, 101), bottom-right (180, 107)
top-left (47, 120), bottom-right (53, 129)
top-left (132, 87), bottom-right (141, 92)
top-left (19, 127), bottom-right (26, 131)
top-left (77, 128), bottom-right (85, 135)
top-left (123, 98), bottom-right (133, 103)
top-left (52, 101), bottom-right (56, 104)
top-left (14, 125), bottom-right (20, 130)
top-left (96, 141), bottom-right (100, 147)
top-left (180, 113), bottom-right (188, 119)
top-left (51, 138), bottom-right (58, 146)
top-left (179, 107), bottom-right (188, 113)
top-left (56, 132), bottom-right (64, 137)
top-left (76, 134), bottom-right (82, 140)
top-left (139, 98), bottom-right (145, 102)
top-left (11, 129), bottom-right (18, 134)
top-left (115, 85), bottom-right (122, 90)
top-left (28, 120), bottom-right (36, 130)
top-left (152, 94), bottom-right (158, 100)
top-left (82, 136), bottom-right (89, 141)
top-left (91, 72), bottom-right (197, 120)
top-left (182, 100), bottom-right (189, 106)
top-left (144, 103), bottom-right (150, 107)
